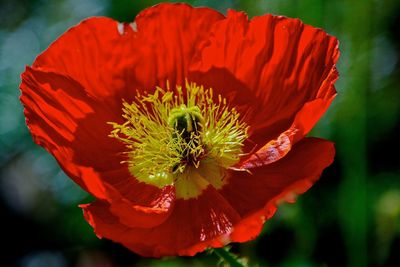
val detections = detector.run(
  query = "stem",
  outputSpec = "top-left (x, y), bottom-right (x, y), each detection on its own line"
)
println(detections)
top-left (213, 248), bottom-right (246, 267)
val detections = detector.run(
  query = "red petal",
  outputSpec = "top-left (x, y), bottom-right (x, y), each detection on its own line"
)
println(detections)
top-left (81, 138), bottom-right (333, 257)
top-left (21, 2), bottom-right (224, 208)
top-left (240, 68), bottom-right (337, 167)
top-left (190, 10), bottom-right (339, 149)
top-left (81, 186), bottom-right (241, 257)
top-left (33, 17), bottom-right (137, 112)
top-left (20, 67), bottom-right (115, 198)
top-left (239, 128), bottom-right (298, 169)
top-left (131, 3), bottom-right (224, 89)
top-left (33, 4), bottom-right (224, 102)
top-left (105, 177), bottom-right (176, 228)
top-left (221, 137), bottom-right (334, 226)
top-left (21, 67), bottom-right (127, 168)
top-left (20, 68), bottom-right (170, 220)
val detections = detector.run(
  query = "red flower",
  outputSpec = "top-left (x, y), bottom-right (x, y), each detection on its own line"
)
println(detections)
top-left (20, 3), bottom-right (339, 257)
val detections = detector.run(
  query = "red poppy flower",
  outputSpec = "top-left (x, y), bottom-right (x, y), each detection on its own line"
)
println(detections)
top-left (20, 3), bottom-right (339, 257)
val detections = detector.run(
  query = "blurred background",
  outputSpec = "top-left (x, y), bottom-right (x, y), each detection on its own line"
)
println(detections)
top-left (1, 0), bottom-right (399, 266)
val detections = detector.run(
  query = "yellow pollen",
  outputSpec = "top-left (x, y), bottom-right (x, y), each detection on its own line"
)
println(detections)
top-left (109, 81), bottom-right (248, 199)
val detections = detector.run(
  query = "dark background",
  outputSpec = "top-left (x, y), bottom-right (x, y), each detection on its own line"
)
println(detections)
top-left (1, 0), bottom-right (399, 266)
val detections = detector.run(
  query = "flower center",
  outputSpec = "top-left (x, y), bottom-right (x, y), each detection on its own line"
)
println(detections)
top-left (168, 105), bottom-right (204, 170)
top-left (109, 82), bottom-right (248, 199)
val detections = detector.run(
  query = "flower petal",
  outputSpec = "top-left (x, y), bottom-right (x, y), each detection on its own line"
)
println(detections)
top-left (33, 3), bottom-right (224, 103)
top-left (21, 3), bottom-right (224, 205)
top-left (239, 128), bottom-right (298, 169)
top-left (131, 3), bottom-right (224, 89)
top-left (240, 71), bottom-right (337, 168)
top-left (20, 67), bottom-right (115, 198)
top-left (21, 68), bottom-right (171, 220)
top-left (33, 17), bottom-right (137, 111)
top-left (21, 3), bottom-right (339, 257)
top-left (82, 137), bottom-right (333, 257)
top-left (190, 10), bottom-right (339, 149)
top-left (221, 137), bottom-right (334, 225)
top-left (81, 186), bottom-right (241, 257)
top-left (104, 176), bottom-right (176, 228)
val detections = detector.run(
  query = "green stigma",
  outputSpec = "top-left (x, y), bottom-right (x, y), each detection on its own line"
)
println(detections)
top-left (169, 105), bottom-right (204, 134)
top-left (169, 105), bottom-right (204, 169)
top-left (109, 82), bottom-right (248, 199)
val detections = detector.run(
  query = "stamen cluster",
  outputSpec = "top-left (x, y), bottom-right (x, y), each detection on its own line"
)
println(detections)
top-left (109, 82), bottom-right (248, 188)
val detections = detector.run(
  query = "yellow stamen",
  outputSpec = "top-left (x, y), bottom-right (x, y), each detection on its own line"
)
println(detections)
top-left (109, 81), bottom-right (248, 199)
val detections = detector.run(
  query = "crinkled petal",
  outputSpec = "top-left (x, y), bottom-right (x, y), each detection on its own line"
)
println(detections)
top-left (33, 4), bottom-right (224, 101)
top-left (81, 138), bottom-right (333, 257)
top-left (33, 17), bottom-right (137, 110)
top-left (21, 3), bottom-right (339, 257)
top-left (104, 176), bottom-right (176, 228)
top-left (131, 3), bottom-right (224, 89)
top-left (81, 186), bottom-right (241, 257)
top-left (21, 68), bottom-right (173, 226)
top-left (190, 10), bottom-right (339, 151)
top-left (20, 67), bottom-right (116, 198)
top-left (222, 137), bottom-right (334, 224)
top-left (20, 3), bottom-right (224, 205)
